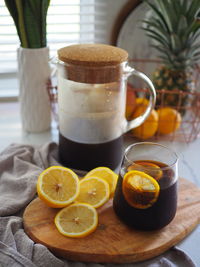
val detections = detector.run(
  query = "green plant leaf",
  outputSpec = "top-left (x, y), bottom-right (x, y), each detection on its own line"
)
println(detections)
top-left (182, 20), bottom-right (200, 46)
top-left (142, 19), bottom-right (170, 40)
top-left (143, 0), bottom-right (170, 34)
top-left (177, 15), bottom-right (188, 35)
top-left (172, 0), bottom-right (183, 15)
top-left (155, 0), bottom-right (176, 32)
top-left (188, 0), bottom-right (200, 18)
top-left (15, 0), bottom-right (28, 47)
top-left (170, 34), bottom-right (182, 52)
top-left (4, 0), bottom-right (21, 41)
top-left (41, 0), bottom-right (51, 47)
top-left (181, 0), bottom-right (189, 15)
top-left (28, 0), bottom-right (41, 15)
top-left (143, 27), bottom-right (170, 47)
top-left (23, 0), bottom-right (41, 48)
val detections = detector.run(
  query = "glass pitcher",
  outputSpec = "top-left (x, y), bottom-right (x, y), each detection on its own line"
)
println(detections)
top-left (55, 44), bottom-right (156, 171)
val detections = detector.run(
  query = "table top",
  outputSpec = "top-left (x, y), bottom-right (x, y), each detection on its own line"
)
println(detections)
top-left (1, 102), bottom-right (200, 265)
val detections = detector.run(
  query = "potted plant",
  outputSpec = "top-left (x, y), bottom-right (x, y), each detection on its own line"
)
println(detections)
top-left (5, 0), bottom-right (51, 132)
top-left (142, 0), bottom-right (200, 114)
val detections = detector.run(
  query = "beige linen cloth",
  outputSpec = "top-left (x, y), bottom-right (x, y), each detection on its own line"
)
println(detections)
top-left (0, 142), bottom-right (196, 267)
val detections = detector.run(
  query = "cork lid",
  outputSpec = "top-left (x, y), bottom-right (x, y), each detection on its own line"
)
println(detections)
top-left (57, 44), bottom-right (128, 67)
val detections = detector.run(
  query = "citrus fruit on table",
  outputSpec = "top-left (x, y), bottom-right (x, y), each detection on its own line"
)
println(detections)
top-left (131, 104), bottom-right (158, 140)
top-left (135, 97), bottom-right (149, 106)
top-left (157, 107), bottom-right (181, 135)
top-left (125, 83), bottom-right (136, 119)
top-left (54, 203), bottom-right (98, 238)
top-left (76, 176), bottom-right (110, 208)
top-left (122, 170), bottom-right (160, 209)
top-left (37, 166), bottom-right (80, 208)
top-left (128, 161), bottom-right (163, 181)
top-left (85, 167), bottom-right (118, 198)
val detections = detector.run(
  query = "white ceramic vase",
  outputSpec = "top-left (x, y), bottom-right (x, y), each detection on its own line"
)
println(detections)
top-left (17, 47), bottom-right (51, 133)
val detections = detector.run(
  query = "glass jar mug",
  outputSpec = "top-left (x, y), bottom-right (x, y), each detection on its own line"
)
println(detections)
top-left (113, 142), bottom-right (178, 230)
top-left (54, 44), bottom-right (156, 171)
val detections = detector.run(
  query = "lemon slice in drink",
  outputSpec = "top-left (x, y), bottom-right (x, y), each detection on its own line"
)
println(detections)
top-left (128, 161), bottom-right (163, 181)
top-left (85, 167), bottom-right (118, 197)
top-left (122, 170), bottom-right (160, 209)
top-left (55, 203), bottom-right (98, 238)
top-left (37, 166), bottom-right (80, 208)
top-left (76, 177), bottom-right (110, 208)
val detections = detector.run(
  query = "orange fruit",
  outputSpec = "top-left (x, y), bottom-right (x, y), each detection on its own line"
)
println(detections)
top-left (37, 166), bottom-right (80, 208)
top-left (128, 161), bottom-right (163, 181)
top-left (76, 176), bottom-right (110, 208)
top-left (157, 107), bottom-right (181, 135)
top-left (135, 97), bottom-right (149, 106)
top-left (122, 170), bottom-right (160, 209)
top-left (125, 83), bottom-right (136, 119)
top-left (54, 203), bottom-right (98, 238)
top-left (131, 105), bottom-right (158, 139)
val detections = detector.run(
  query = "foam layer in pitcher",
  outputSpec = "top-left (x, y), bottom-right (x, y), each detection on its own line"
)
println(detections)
top-left (58, 78), bottom-right (126, 144)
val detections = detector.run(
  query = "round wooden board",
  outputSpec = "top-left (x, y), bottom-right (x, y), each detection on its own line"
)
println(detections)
top-left (23, 178), bottom-right (200, 264)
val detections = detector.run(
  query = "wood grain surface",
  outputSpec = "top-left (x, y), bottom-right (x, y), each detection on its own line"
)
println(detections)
top-left (23, 178), bottom-right (200, 263)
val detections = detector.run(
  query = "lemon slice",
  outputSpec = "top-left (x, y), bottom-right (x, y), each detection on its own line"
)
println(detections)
top-left (85, 167), bottom-right (118, 197)
top-left (76, 177), bottom-right (110, 208)
top-left (55, 203), bottom-right (98, 238)
top-left (37, 166), bottom-right (80, 208)
top-left (122, 170), bottom-right (160, 209)
top-left (128, 161), bottom-right (163, 181)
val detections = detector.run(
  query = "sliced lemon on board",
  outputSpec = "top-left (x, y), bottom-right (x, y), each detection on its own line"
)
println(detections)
top-left (122, 170), bottom-right (160, 209)
top-left (127, 161), bottom-right (163, 181)
top-left (85, 167), bottom-right (118, 198)
top-left (76, 176), bottom-right (110, 208)
top-left (54, 203), bottom-right (98, 238)
top-left (37, 166), bottom-right (80, 208)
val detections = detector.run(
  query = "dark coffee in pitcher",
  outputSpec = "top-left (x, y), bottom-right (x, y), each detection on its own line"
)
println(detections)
top-left (59, 133), bottom-right (123, 171)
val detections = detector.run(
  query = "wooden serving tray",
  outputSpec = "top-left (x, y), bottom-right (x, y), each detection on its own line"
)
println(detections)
top-left (23, 178), bottom-right (200, 264)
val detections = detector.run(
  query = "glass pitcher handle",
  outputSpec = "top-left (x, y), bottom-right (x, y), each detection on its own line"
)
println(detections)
top-left (124, 65), bottom-right (156, 133)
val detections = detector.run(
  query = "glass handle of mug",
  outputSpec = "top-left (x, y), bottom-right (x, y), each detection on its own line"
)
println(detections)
top-left (124, 65), bottom-right (156, 133)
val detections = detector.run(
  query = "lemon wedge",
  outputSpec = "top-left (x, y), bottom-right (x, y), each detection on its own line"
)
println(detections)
top-left (122, 170), bottom-right (160, 209)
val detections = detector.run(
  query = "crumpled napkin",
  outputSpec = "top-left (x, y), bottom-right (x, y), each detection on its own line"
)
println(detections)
top-left (0, 143), bottom-right (196, 267)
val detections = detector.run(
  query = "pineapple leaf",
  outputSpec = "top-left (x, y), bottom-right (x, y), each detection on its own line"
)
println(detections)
top-left (170, 34), bottom-right (182, 52)
top-left (177, 15), bottom-right (188, 35)
top-left (142, 19), bottom-right (170, 40)
top-left (142, 28), bottom-right (170, 48)
top-left (189, 44), bottom-right (200, 56)
top-left (146, 34), bottom-right (170, 50)
top-left (181, 0), bottom-right (189, 15)
top-left (172, 0), bottom-right (186, 15)
top-left (143, 0), bottom-right (170, 34)
top-left (151, 45), bottom-right (171, 56)
top-left (193, 52), bottom-right (200, 59)
top-left (188, 0), bottom-right (200, 22)
top-left (155, 0), bottom-right (177, 32)
top-left (183, 21), bottom-right (200, 46)
top-left (142, 0), bottom-right (200, 69)
top-left (187, 29), bottom-right (200, 47)
top-left (151, 45), bottom-right (177, 67)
